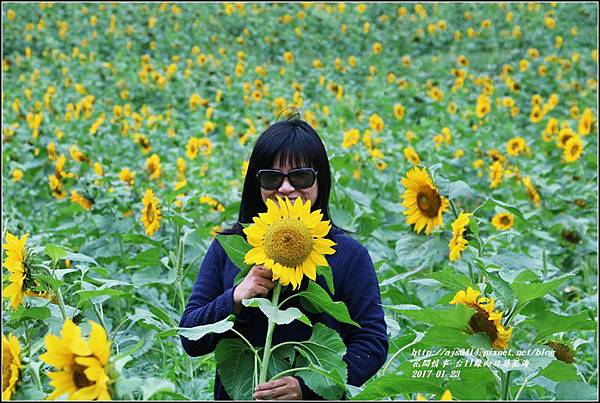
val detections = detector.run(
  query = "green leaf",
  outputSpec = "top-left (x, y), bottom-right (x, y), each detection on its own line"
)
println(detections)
top-left (428, 268), bottom-right (473, 291)
top-left (352, 373), bottom-right (445, 400)
top-left (511, 272), bottom-right (574, 306)
top-left (537, 360), bottom-right (580, 382)
top-left (76, 288), bottom-right (125, 304)
top-left (217, 234), bottom-right (252, 272)
top-left (115, 376), bottom-right (142, 398)
top-left (445, 367), bottom-right (499, 400)
top-left (36, 274), bottom-right (65, 289)
top-left (44, 244), bottom-right (67, 262)
top-left (125, 247), bottom-right (161, 267)
top-left (131, 266), bottom-right (176, 286)
top-left (395, 232), bottom-right (450, 269)
top-left (268, 344), bottom-right (295, 380)
top-left (555, 381), bottom-right (597, 400)
top-left (243, 298), bottom-right (312, 327)
top-left (421, 326), bottom-right (473, 348)
top-left (215, 338), bottom-right (255, 400)
top-left (140, 377), bottom-right (175, 400)
top-left (469, 217), bottom-right (480, 238)
top-left (437, 178), bottom-right (472, 200)
top-left (316, 265), bottom-right (334, 294)
top-left (295, 323), bottom-right (348, 400)
top-left (178, 315), bottom-right (235, 341)
top-left (122, 234), bottom-right (164, 248)
top-left (523, 311), bottom-right (596, 342)
top-left (10, 306), bottom-right (51, 321)
top-left (387, 304), bottom-right (474, 331)
top-left (297, 281), bottom-right (359, 327)
top-left (64, 251), bottom-right (98, 265)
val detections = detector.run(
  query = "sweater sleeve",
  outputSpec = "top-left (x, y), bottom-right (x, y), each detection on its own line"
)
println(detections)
top-left (179, 239), bottom-right (237, 357)
top-left (338, 244), bottom-right (389, 387)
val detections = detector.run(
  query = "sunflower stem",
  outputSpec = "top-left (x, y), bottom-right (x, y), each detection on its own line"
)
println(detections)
top-left (55, 286), bottom-right (68, 320)
top-left (259, 282), bottom-right (281, 384)
top-left (449, 199), bottom-right (460, 220)
top-left (513, 373), bottom-right (533, 400)
top-left (92, 302), bottom-right (108, 331)
top-left (501, 370), bottom-right (512, 400)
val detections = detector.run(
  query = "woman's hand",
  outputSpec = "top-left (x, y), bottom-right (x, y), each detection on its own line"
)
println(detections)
top-left (253, 377), bottom-right (303, 400)
top-left (233, 265), bottom-right (275, 314)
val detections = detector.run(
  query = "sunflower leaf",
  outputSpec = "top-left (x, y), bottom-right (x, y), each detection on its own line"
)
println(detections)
top-left (511, 272), bottom-right (574, 307)
top-left (243, 298), bottom-right (312, 326)
top-left (317, 265), bottom-right (334, 294)
top-left (297, 281), bottom-right (360, 327)
top-left (178, 314), bottom-right (235, 341)
top-left (215, 338), bottom-right (255, 400)
top-left (216, 234), bottom-right (252, 276)
top-left (351, 373), bottom-right (445, 400)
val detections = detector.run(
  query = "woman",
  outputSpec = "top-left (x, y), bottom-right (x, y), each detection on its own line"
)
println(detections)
top-left (179, 117), bottom-right (388, 400)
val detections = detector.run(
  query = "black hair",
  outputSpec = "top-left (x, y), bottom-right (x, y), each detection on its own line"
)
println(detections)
top-left (220, 115), bottom-right (340, 237)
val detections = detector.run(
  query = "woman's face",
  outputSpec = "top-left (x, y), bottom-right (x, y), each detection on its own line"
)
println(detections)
top-left (260, 160), bottom-right (319, 208)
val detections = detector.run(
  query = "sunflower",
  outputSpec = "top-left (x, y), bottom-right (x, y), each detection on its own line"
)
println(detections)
top-left (70, 190), bottom-right (93, 211)
top-left (2, 334), bottom-right (22, 400)
top-left (40, 320), bottom-right (111, 400)
top-left (563, 135), bottom-right (584, 163)
top-left (243, 196), bottom-right (336, 290)
top-left (491, 212), bottom-right (514, 231)
top-left (450, 287), bottom-right (513, 350)
top-left (145, 154), bottom-right (161, 180)
top-left (141, 189), bottom-right (161, 237)
top-left (403, 146), bottom-right (421, 165)
top-left (2, 233), bottom-right (29, 309)
top-left (506, 137), bottom-right (526, 156)
top-left (449, 212), bottom-right (472, 261)
top-left (489, 160), bottom-right (503, 189)
top-left (401, 167), bottom-right (449, 236)
top-left (521, 176), bottom-right (541, 208)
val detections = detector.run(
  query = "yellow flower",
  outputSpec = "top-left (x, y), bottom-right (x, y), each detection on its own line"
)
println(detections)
top-left (491, 212), bottom-right (514, 231)
top-left (2, 233), bottom-right (29, 309)
top-left (342, 128), bottom-right (359, 149)
top-left (393, 104), bottom-right (405, 120)
top-left (450, 287), bottom-right (512, 350)
top-left (578, 108), bottom-right (594, 136)
top-left (449, 212), bottom-right (472, 261)
top-left (506, 137), bottom-right (526, 156)
top-left (119, 168), bottom-right (135, 186)
top-left (141, 189), bottom-right (161, 237)
top-left (521, 176), bottom-right (541, 208)
top-left (489, 160), bottom-right (503, 189)
top-left (12, 169), bottom-right (24, 182)
top-left (428, 86), bottom-right (444, 102)
top-left (372, 42), bottom-right (382, 55)
top-left (89, 114), bottom-right (105, 135)
top-left (403, 146), bottom-right (421, 165)
top-left (200, 196), bottom-right (225, 212)
top-left (563, 135), bottom-right (584, 163)
top-left (69, 145), bottom-right (90, 163)
top-left (40, 320), bottom-right (111, 400)
top-left (145, 153), bottom-right (161, 180)
top-left (476, 94), bottom-right (491, 118)
top-left (369, 113), bottom-right (384, 133)
top-left (283, 51), bottom-right (294, 64)
top-left (2, 334), bottom-right (22, 400)
top-left (243, 196), bottom-right (336, 290)
top-left (401, 167), bottom-right (449, 236)
top-left (70, 191), bottom-right (93, 211)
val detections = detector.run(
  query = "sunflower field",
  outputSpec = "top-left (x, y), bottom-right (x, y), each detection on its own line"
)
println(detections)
top-left (2, 2), bottom-right (598, 401)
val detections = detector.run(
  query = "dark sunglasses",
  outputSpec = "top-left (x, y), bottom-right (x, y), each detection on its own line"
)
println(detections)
top-left (256, 168), bottom-right (318, 190)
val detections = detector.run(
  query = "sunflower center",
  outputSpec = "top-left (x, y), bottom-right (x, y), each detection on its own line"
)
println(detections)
top-left (416, 187), bottom-right (442, 218)
top-left (2, 344), bottom-right (13, 391)
top-left (469, 307), bottom-right (498, 341)
top-left (500, 216), bottom-right (511, 226)
top-left (73, 363), bottom-right (94, 389)
top-left (570, 144), bottom-right (579, 155)
top-left (263, 218), bottom-right (313, 268)
top-left (146, 204), bottom-right (155, 222)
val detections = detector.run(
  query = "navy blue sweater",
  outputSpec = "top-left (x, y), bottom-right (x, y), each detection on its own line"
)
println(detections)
top-left (179, 227), bottom-right (388, 400)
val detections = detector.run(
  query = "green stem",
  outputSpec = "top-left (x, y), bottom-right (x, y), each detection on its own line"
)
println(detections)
top-left (259, 282), bottom-right (281, 384)
top-left (55, 287), bottom-right (68, 320)
top-left (92, 302), bottom-right (108, 331)
top-left (381, 336), bottom-right (421, 375)
top-left (270, 366), bottom-right (311, 381)
top-left (513, 373), bottom-right (533, 401)
top-left (277, 293), bottom-right (301, 309)
top-left (230, 328), bottom-right (261, 363)
top-left (176, 281), bottom-right (186, 312)
top-left (501, 371), bottom-right (512, 400)
top-left (449, 199), bottom-right (460, 220)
